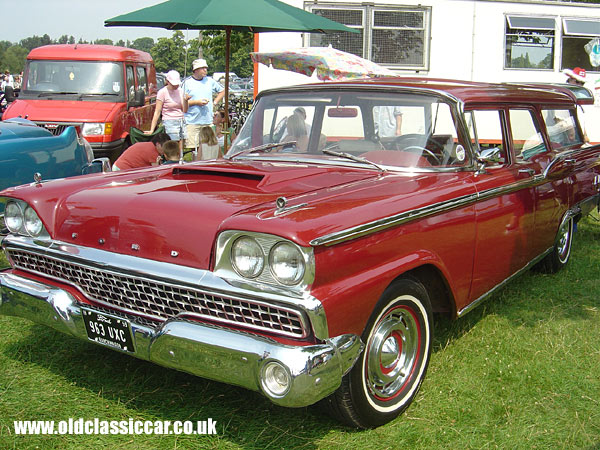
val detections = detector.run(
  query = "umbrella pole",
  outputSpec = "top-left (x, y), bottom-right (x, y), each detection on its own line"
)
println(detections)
top-left (224, 26), bottom-right (231, 154)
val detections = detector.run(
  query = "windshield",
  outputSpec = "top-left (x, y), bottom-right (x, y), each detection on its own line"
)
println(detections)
top-left (228, 89), bottom-right (470, 169)
top-left (22, 60), bottom-right (124, 100)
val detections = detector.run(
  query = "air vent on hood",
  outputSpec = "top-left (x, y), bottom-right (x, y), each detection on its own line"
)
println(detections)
top-left (172, 167), bottom-right (264, 182)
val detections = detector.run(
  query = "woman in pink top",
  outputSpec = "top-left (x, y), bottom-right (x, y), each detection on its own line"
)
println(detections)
top-left (146, 70), bottom-right (186, 156)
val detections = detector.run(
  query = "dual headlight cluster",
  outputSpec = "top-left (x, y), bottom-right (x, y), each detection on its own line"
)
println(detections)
top-left (3, 200), bottom-right (47, 238)
top-left (216, 231), bottom-right (314, 288)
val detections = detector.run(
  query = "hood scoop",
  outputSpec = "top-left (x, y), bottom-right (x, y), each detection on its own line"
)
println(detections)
top-left (172, 166), bottom-right (265, 182)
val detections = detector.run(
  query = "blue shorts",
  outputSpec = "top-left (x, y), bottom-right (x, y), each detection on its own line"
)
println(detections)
top-left (163, 119), bottom-right (187, 141)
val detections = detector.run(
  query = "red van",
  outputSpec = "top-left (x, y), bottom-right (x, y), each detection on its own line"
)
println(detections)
top-left (2, 44), bottom-right (157, 160)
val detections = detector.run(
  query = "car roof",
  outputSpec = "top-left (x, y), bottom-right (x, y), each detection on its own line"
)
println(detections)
top-left (265, 77), bottom-right (578, 107)
top-left (27, 44), bottom-right (153, 64)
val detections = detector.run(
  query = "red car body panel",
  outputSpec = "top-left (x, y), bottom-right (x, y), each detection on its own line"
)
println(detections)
top-left (2, 78), bottom-right (599, 414)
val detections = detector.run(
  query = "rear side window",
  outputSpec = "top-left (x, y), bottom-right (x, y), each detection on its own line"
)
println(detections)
top-left (542, 109), bottom-right (583, 149)
top-left (136, 66), bottom-right (148, 94)
top-left (509, 109), bottom-right (546, 161)
top-left (125, 65), bottom-right (135, 100)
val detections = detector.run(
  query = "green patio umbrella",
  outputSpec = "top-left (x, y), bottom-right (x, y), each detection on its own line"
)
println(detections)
top-left (105, 0), bottom-right (357, 151)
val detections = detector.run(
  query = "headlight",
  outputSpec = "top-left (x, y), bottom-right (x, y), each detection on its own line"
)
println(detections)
top-left (231, 236), bottom-right (264, 278)
top-left (82, 123), bottom-right (105, 136)
top-left (269, 242), bottom-right (305, 285)
top-left (24, 206), bottom-right (43, 237)
top-left (4, 201), bottom-right (24, 233)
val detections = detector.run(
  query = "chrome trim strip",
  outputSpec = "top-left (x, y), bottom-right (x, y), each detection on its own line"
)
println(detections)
top-left (1, 236), bottom-right (329, 340)
top-left (458, 204), bottom-right (584, 317)
top-left (457, 246), bottom-right (552, 317)
top-left (0, 272), bottom-right (363, 408)
top-left (310, 177), bottom-right (537, 247)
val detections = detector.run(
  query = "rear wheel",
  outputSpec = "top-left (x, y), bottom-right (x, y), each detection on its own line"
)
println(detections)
top-left (537, 216), bottom-right (574, 273)
top-left (323, 277), bottom-right (433, 428)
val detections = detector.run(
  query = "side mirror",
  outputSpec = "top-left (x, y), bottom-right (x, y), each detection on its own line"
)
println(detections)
top-left (128, 89), bottom-right (145, 108)
top-left (477, 147), bottom-right (503, 164)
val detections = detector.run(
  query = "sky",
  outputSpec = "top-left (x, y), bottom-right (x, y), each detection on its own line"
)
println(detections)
top-left (1, 0), bottom-right (183, 44)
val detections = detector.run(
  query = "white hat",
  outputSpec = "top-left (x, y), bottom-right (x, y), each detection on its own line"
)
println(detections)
top-left (192, 58), bottom-right (208, 70)
top-left (165, 70), bottom-right (181, 86)
top-left (563, 67), bottom-right (587, 83)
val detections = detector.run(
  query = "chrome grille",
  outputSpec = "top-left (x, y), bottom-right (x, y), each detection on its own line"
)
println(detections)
top-left (34, 122), bottom-right (81, 136)
top-left (8, 249), bottom-right (307, 338)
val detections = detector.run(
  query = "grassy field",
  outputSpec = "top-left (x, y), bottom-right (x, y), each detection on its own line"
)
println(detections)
top-left (0, 214), bottom-right (599, 449)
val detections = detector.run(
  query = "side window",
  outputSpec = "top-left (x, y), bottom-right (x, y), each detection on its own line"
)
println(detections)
top-left (125, 65), bottom-right (135, 100)
top-left (508, 109), bottom-right (546, 161)
top-left (136, 65), bottom-right (148, 94)
top-left (466, 109), bottom-right (506, 164)
top-left (541, 109), bottom-right (582, 149)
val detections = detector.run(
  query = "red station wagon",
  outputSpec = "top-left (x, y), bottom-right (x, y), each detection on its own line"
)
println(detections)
top-left (1, 78), bottom-right (599, 428)
top-left (2, 44), bottom-right (157, 160)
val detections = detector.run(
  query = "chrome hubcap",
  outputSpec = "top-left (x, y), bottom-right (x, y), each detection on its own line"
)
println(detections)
top-left (365, 306), bottom-right (420, 400)
top-left (557, 219), bottom-right (572, 263)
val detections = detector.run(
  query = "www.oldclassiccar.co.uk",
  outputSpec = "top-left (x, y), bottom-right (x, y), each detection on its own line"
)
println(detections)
top-left (13, 418), bottom-right (217, 435)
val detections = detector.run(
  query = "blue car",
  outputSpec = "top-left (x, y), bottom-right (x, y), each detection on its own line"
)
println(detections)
top-left (0, 118), bottom-right (108, 194)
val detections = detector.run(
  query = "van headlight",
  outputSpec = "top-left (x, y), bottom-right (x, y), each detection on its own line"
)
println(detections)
top-left (82, 123), bottom-right (105, 136)
top-left (269, 242), bottom-right (305, 285)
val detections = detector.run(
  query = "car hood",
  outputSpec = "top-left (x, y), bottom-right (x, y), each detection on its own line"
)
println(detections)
top-left (3, 99), bottom-right (119, 123)
top-left (3, 160), bottom-right (466, 270)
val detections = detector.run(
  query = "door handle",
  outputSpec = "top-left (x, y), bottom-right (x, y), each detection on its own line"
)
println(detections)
top-left (518, 168), bottom-right (535, 176)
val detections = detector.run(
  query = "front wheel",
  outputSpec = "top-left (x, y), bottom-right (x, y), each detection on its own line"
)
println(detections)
top-left (324, 277), bottom-right (433, 428)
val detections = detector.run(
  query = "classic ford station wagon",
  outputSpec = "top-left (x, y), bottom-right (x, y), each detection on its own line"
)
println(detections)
top-left (1, 78), bottom-right (599, 428)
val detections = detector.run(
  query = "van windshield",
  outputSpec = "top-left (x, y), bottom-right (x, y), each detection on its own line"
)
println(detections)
top-left (21, 61), bottom-right (124, 100)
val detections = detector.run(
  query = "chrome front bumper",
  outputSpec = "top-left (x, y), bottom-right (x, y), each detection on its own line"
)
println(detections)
top-left (0, 271), bottom-right (363, 407)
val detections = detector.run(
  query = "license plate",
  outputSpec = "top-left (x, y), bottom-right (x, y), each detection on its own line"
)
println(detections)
top-left (82, 309), bottom-right (135, 353)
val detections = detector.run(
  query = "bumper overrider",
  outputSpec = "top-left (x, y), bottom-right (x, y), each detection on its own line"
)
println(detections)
top-left (0, 238), bottom-right (363, 408)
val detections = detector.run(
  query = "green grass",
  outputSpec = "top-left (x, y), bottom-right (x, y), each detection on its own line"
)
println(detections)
top-left (1, 215), bottom-right (599, 449)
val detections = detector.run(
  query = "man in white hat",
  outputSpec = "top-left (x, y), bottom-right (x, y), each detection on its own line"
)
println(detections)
top-left (183, 58), bottom-right (225, 152)
top-left (563, 67), bottom-right (587, 86)
top-left (562, 67), bottom-right (590, 142)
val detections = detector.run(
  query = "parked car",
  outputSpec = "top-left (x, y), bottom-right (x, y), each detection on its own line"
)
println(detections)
top-left (1, 78), bottom-right (599, 428)
top-left (2, 45), bottom-right (158, 161)
top-left (0, 117), bottom-right (108, 196)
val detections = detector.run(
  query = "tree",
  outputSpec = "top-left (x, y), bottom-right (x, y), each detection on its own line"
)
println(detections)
top-left (94, 39), bottom-right (114, 46)
top-left (150, 31), bottom-right (199, 75)
top-left (130, 37), bottom-right (155, 54)
top-left (2, 45), bottom-right (28, 73)
top-left (19, 34), bottom-right (52, 51)
top-left (115, 40), bottom-right (126, 48)
top-left (200, 30), bottom-right (253, 78)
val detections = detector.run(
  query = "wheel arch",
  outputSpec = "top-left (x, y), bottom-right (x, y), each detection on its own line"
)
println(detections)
top-left (390, 264), bottom-right (456, 319)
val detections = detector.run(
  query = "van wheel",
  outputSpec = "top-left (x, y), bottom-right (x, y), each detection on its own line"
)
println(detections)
top-left (323, 277), bottom-right (432, 428)
top-left (537, 216), bottom-right (574, 273)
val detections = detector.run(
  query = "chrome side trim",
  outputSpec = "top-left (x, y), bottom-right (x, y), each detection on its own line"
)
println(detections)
top-left (458, 204), bottom-right (584, 318)
top-left (0, 272), bottom-right (362, 408)
top-left (457, 247), bottom-right (552, 317)
top-left (310, 177), bottom-right (537, 247)
top-left (1, 236), bottom-right (329, 340)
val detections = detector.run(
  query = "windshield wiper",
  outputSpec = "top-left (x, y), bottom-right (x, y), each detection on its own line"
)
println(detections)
top-left (79, 92), bottom-right (119, 98)
top-left (226, 141), bottom-right (297, 160)
top-left (322, 148), bottom-right (386, 173)
top-left (37, 91), bottom-right (79, 97)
